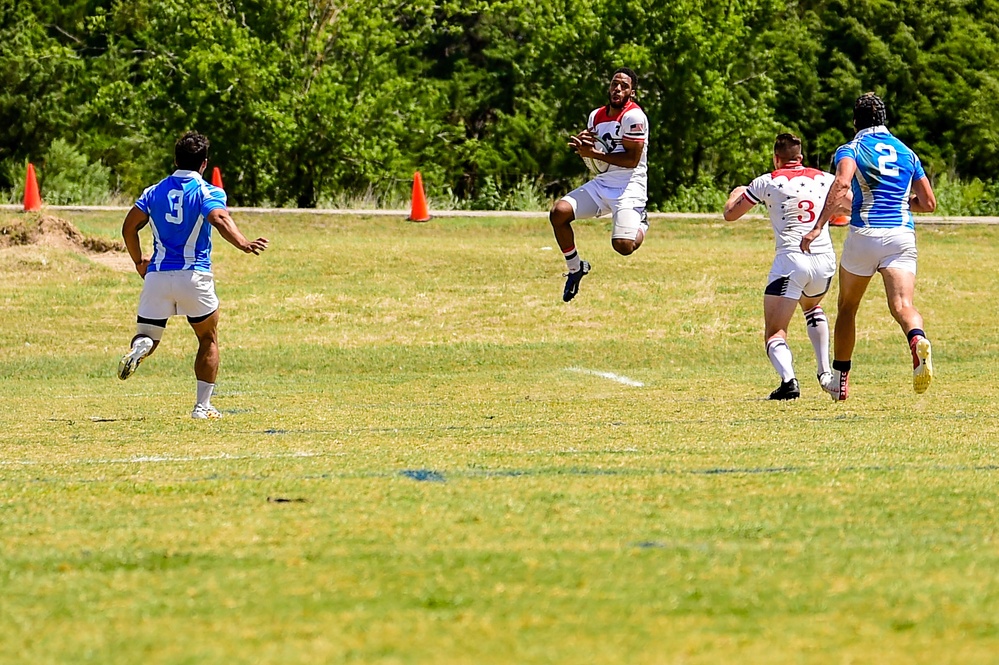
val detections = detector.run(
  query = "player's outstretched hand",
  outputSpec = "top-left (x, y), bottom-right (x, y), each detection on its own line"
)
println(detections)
top-left (243, 237), bottom-right (269, 255)
top-left (568, 130), bottom-right (596, 153)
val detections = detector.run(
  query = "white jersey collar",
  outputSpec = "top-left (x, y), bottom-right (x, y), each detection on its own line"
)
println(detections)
top-left (171, 169), bottom-right (204, 179)
top-left (854, 125), bottom-right (889, 139)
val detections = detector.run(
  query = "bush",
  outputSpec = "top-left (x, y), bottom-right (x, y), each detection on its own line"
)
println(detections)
top-left (41, 140), bottom-right (113, 205)
top-left (658, 178), bottom-right (730, 213)
top-left (440, 176), bottom-right (551, 212)
top-left (931, 173), bottom-right (999, 216)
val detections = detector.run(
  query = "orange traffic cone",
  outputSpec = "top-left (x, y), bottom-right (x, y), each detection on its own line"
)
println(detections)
top-left (23, 163), bottom-right (41, 211)
top-left (830, 214), bottom-right (849, 227)
top-left (210, 166), bottom-right (224, 189)
top-left (407, 171), bottom-right (430, 222)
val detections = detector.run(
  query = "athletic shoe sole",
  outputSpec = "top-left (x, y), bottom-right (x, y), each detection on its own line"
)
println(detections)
top-left (117, 350), bottom-right (143, 380)
top-left (913, 337), bottom-right (933, 394)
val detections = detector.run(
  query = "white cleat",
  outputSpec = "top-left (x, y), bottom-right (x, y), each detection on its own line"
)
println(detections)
top-left (817, 372), bottom-right (833, 392)
top-left (117, 337), bottom-right (153, 380)
top-left (911, 336), bottom-right (933, 394)
top-left (191, 404), bottom-right (223, 420)
top-left (825, 369), bottom-right (849, 401)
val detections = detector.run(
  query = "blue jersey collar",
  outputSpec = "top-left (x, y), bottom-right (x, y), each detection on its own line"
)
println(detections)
top-left (854, 125), bottom-right (889, 139)
top-left (171, 169), bottom-right (204, 179)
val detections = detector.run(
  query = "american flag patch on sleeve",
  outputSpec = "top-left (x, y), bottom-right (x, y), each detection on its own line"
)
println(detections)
top-left (629, 122), bottom-right (645, 133)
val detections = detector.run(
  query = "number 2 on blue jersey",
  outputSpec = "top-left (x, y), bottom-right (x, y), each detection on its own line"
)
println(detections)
top-left (875, 143), bottom-right (900, 176)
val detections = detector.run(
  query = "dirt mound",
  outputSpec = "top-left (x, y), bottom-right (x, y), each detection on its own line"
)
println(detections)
top-left (0, 215), bottom-right (125, 253)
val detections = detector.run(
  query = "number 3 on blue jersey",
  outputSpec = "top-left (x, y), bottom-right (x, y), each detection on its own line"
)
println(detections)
top-left (875, 143), bottom-right (899, 176)
top-left (165, 189), bottom-right (185, 225)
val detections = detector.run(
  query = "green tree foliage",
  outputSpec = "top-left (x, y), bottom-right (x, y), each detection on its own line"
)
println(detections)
top-left (0, 0), bottom-right (83, 180)
top-left (3, 0), bottom-right (999, 208)
top-left (772, 0), bottom-right (999, 178)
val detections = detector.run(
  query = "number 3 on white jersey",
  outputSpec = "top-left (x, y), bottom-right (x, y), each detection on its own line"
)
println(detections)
top-left (797, 199), bottom-right (816, 223)
top-left (875, 143), bottom-right (900, 176)
top-left (165, 189), bottom-right (184, 225)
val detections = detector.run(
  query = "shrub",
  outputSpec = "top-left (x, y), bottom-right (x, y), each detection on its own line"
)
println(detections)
top-left (38, 140), bottom-right (112, 205)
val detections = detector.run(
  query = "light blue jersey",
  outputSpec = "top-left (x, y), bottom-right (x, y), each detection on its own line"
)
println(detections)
top-left (135, 170), bottom-right (227, 273)
top-left (835, 126), bottom-right (926, 230)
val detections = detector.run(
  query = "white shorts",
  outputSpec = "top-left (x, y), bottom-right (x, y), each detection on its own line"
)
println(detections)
top-left (765, 251), bottom-right (837, 300)
top-left (840, 226), bottom-right (917, 277)
top-left (138, 270), bottom-right (219, 321)
top-left (561, 180), bottom-right (648, 241)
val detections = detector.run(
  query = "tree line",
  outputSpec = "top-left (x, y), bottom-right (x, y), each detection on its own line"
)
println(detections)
top-left (3, 0), bottom-right (999, 210)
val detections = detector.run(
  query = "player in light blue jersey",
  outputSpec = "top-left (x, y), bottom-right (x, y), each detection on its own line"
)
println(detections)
top-left (116, 131), bottom-right (269, 419)
top-left (801, 93), bottom-right (936, 401)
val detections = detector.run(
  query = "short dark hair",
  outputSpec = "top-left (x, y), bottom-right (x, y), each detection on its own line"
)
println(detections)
top-left (613, 67), bottom-right (638, 93)
top-left (854, 93), bottom-right (887, 130)
top-left (175, 131), bottom-right (210, 171)
top-left (774, 133), bottom-right (803, 162)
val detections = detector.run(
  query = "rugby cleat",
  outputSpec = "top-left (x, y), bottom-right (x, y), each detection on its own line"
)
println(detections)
top-left (117, 336), bottom-right (153, 380)
top-left (768, 378), bottom-right (800, 401)
top-left (562, 259), bottom-right (591, 302)
top-left (191, 404), bottom-right (223, 420)
top-left (911, 336), bottom-right (933, 394)
top-left (817, 372), bottom-right (833, 391)
top-left (825, 369), bottom-right (849, 401)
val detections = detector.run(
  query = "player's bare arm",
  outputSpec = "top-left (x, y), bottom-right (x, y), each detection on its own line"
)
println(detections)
top-left (207, 208), bottom-right (269, 255)
top-left (723, 186), bottom-right (756, 221)
top-left (121, 205), bottom-right (151, 277)
top-left (909, 176), bottom-right (937, 213)
top-left (576, 136), bottom-right (643, 169)
top-left (801, 157), bottom-right (856, 253)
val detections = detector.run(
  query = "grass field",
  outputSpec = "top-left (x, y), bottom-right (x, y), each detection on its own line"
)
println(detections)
top-left (2, 211), bottom-right (999, 664)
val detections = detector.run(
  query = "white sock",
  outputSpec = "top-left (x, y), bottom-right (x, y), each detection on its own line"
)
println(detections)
top-left (766, 337), bottom-right (795, 382)
top-left (563, 246), bottom-right (581, 273)
top-left (804, 306), bottom-right (831, 375)
top-left (132, 335), bottom-right (153, 358)
top-left (196, 380), bottom-right (215, 407)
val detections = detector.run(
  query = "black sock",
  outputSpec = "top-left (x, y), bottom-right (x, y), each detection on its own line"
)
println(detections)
top-left (832, 359), bottom-right (851, 373)
top-left (906, 328), bottom-right (926, 344)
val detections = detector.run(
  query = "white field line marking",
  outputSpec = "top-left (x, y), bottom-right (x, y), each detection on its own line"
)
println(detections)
top-left (1, 451), bottom-right (327, 467)
top-left (566, 367), bottom-right (644, 387)
top-left (46, 392), bottom-right (189, 400)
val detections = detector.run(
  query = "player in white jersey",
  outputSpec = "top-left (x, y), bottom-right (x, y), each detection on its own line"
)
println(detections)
top-left (801, 93), bottom-right (937, 400)
top-left (548, 67), bottom-right (649, 302)
top-left (724, 133), bottom-right (837, 400)
top-left (116, 131), bottom-right (268, 419)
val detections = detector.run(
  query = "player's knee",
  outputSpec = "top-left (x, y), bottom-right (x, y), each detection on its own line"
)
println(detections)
top-left (612, 238), bottom-right (636, 255)
top-left (836, 292), bottom-right (861, 315)
top-left (549, 201), bottom-right (574, 226)
top-left (195, 334), bottom-right (218, 354)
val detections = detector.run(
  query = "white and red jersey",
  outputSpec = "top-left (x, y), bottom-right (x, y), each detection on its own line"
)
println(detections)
top-left (587, 100), bottom-right (649, 193)
top-left (744, 163), bottom-right (835, 256)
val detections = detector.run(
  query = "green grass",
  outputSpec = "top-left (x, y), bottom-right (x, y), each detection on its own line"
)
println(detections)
top-left (2, 212), bottom-right (999, 664)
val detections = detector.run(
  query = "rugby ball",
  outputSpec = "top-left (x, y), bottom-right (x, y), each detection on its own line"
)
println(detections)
top-left (581, 135), bottom-right (613, 175)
